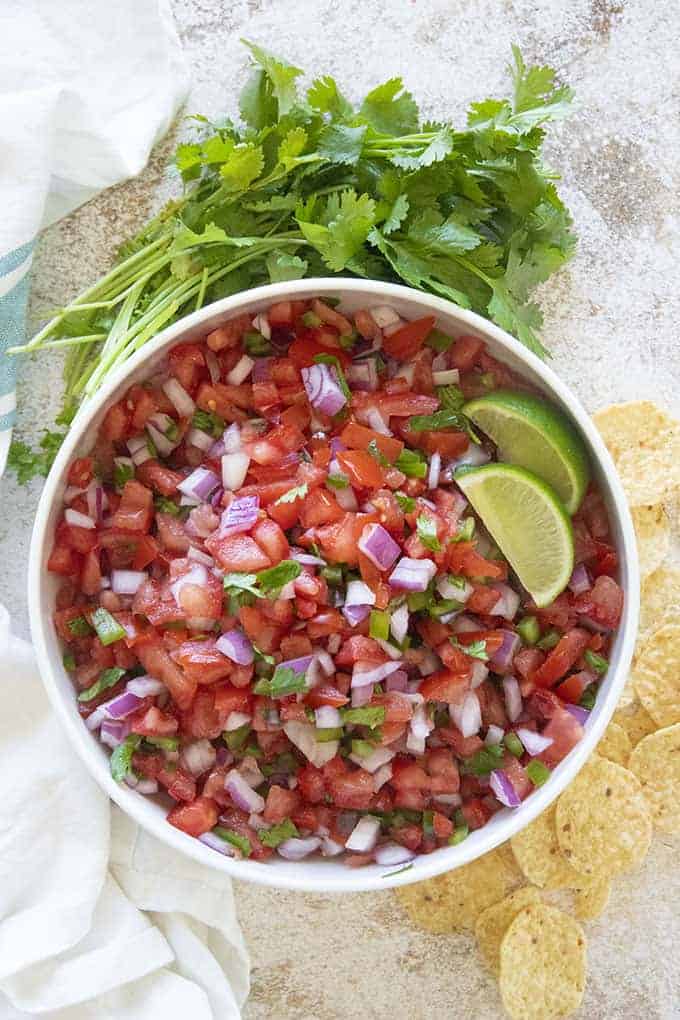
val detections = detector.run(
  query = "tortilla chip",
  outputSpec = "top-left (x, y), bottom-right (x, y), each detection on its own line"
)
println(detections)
top-left (639, 567), bottom-right (680, 638)
top-left (632, 504), bottom-right (671, 579)
top-left (616, 437), bottom-right (680, 506)
top-left (555, 757), bottom-right (652, 876)
top-left (499, 903), bottom-right (587, 1020)
top-left (592, 402), bottom-right (676, 462)
top-left (632, 623), bottom-right (680, 726)
top-left (475, 886), bottom-right (541, 975)
top-left (510, 804), bottom-right (583, 890)
top-left (613, 700), bottom-right (658, 747)
top-left (596, 720), bottom-right (632, 767)
top-left (573, 874), bottom-right (612, 921)
top-left (629, 723), bottom-right (680, 833)
top-left (394, 847), bottom-right (517, 933)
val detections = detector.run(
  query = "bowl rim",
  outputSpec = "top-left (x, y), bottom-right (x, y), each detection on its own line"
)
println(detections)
top-left (28, 277), bottom-right (639, 893)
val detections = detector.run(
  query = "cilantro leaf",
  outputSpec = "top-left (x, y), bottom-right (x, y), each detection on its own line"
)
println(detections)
top-left (416, 514), bottom-right (441, 552)
top-left (110, 735), bottom-right (142, 782)
top-left (274, 483), bottom-right (308, 504)
top-left (382, 194), bottom-right (410, 235)
top-left (277, 127), bottom-right (308, 167)
top-left (192, 408), bottom-right (225, 438)
top-left (317, 123), bottom-right (367, 166)
top-left (219, 143), bottom-right (264, 191)
top-left (297, 190), bottom-right (376, 271)
top-left (359, 77), bottom-right (419, 135)
top-left (307, 76), bottom-right (353, 119)
top-left (78, 667), bottom-right (126, 703)
top-left (241, 40), bottom-right (302, 117)
top-left (451, 636), bottom-right (489, 661)
top-left (223, 572), bottom-right (261, 598)
top-left (213, 827), bottom-right (252, 857)
top-left (407, 208), bottom-right (481, 256)
top-left (394, 491), bottom-right (416, 512)
top-left (239, 68), bottom-right (278, 130)
top-left (390, 127), bottom-right (453, 169)
top-left (254, 665), bottom-right (307, 698)
top-left (409, 408), bottom-right (477, 435)
top-left (265, 251), bottom-right (308, 283)
top-left (8, 432), bottom-right (65, 484)
top-left (256, 559), bottom-right (301, 598)
top-left (259, 818), bottom-right (299, 848)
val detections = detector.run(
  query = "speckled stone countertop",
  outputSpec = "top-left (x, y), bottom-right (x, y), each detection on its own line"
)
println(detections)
top-left (1, 2), bottom-right (679, 1017)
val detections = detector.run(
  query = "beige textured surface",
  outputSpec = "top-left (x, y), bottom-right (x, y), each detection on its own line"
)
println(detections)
top-left (1, 1), bottom-right (680, 1017)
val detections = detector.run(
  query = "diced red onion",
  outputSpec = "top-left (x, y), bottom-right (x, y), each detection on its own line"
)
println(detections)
top-left (278, 579), bottom-right (297, 601)
top-left (329, 436), bottom-right (346, 455)
top-left (100, 575), bottom-right (111, 591)
top-left (434, 792), bottom-right (462, 807)
top-left (225, 769), bottom-right (265, 814)
top-left (223, 422), bottom-right (242, 453)
top-left (219, 495), bottom-right (259, 537)
top-left (366, 408), bottom-right (391, 435)
top-left (100, 719), bottom-right (128, 749)
top-left (503, 675), bottom-right (523, 723)
top-left (321, 837), bottom-right (345, 857)
top-left (126, 675), bottom-right (165, 697)
top-left (491, 630), bottom-right (521, 673)
top-left (315, 649), bottom-right (335, 676)
top-left (104, 690), bottom-right (144, 720)
top-left (374, 843), bottom-right (416, 866)
top-left (216, 628), bottom-right (254, 665)
top-left (346, 360), bottom-right (378, 392)
top-left (432, 368), bottom-right (460, 386)
top-left (436, 576), bottom-right (472, 602)
top-left (375, 639), bottom-right (403, 661)
top-left (301, 363), bottom-right (347, 416)
top-left (147, 423), bottom-right (177, 458)
top-left (352, 659), bottom-right (403, 688)
top-left (452, 444), bottom-right (491, 470)
top-left (64, 485), bottom-right (86, 503)
top-left (278, 836), bottom-right (322, 860)
top-left (385, 670), bottom-right (408, 692)
top-left (351, 683), bottom-right (373, 708)
top-left (416, 649), bottom-right (439, 676)
top-left (136, 778), bottom-right (159, 795)
top-left (565, 704), bottom-right (591, 726)
top-left (389, 556), bottom-right (437, 592)
top-left (65, 508), bottom-right (95, 530)
top-left (163, 377), bottom-right (195, 417)
top-left (406, 729), bottom-right (425, 755)
top-left (390, 603), bottom-right (409, 645)
top-left (335, 485), bottom-right (358, 511)
top-left (342, 603), bottom-right (370, 628)
top-left (86, 482), bottom-right (106, 522)
top-left (178, 466), bottom-right (221, 502)
top-left (252, 357), bottom-right (273, 382)
top-left (170, 563), bottom-right (208, 606)
top-left (199, 831), bottom-right (236, 856)
top-left (485, 724), bottom-right (505, 746)
top-left (490, 583), bottom-right (521, 621)
top-left (516, 727), bottom-right (554, 756)
top-left (345, 579), bottom-right (376, 607)
top-left (227, 354), bottom-right (254, 385)
top-left (238, 756), bottom-right (265, 788)
top-left (215, 746), bottom-right (234, 767)
top-left (569, 563), bottom-right (592, 595)
top-left (345, 815), bottom-right (381, 853)
top-left (221, 452), bottom-right (250, 491)
top-left (470, 660), bottom-right (489, 688)
top-left (290, 548), bottom-right (326, 567)
top-left (350, 746), bottom-right (395, 775)
top-left (252, 313), bottom-right (271, 340)
top-left (111, 569), bottom-right (147, 595)
top-left (205, 350), bottom-right (221, 383)
top-left (490, 769), bottom-right (522, 808)
top-left (283, 721), bottom-right (339, 767)
top-left (315, 706), bottom-right (342, 729)
top-left (127, 435), bottom-right (152, 465)
top-left (370, 305), bottom-right (400, 329)
top-left (180, 492), bottom-right (200, 508)
top-left (427, 451), bottom-right (441, 490)
top-left (187, 427), bottom-right (214, 452)
top-left (187, 546), bottom-right (214, 567)
top-left (452, 614), bottom-right (482, 633)
top-left (449, 691), bottom-right (482, 737)
top-left (225, 710), bottom-right (252, 732)
top-left (358, 523), bottom-right (401, 571)
top-left (372, 762), bottom-right (393, 791)
top-left (181, 739), bottom-right (217, 777)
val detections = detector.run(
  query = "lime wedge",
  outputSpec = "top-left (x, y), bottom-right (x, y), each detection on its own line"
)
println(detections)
top-left (463, 391), bottom-right (590, 514)
top-left (455, 463), bottom-right (574, 607)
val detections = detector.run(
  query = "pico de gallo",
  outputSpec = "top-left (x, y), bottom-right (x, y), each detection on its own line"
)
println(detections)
top-left (49, 297), bottom-right (623, 867)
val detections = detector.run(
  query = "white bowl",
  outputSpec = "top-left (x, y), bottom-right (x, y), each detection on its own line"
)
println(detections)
top-left (28, 278), bottom-right (639, 893)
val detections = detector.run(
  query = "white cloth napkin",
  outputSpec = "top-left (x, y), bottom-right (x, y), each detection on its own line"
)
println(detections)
top-left (0, 604), bottom-right (250, 1018)
top-left (0, 0), bottom-right (190, 474)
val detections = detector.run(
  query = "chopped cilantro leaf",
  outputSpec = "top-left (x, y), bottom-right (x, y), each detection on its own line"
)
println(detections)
top-left (274, 483), bottom-right (308, 504)
top-left (67, 615), bottom-right (94, 638)
top-left (78, 667), bottom-right (126, 703)
top-left (254, 665), bottom-right (307, 698)
top-left (367, 439), bottom-right (389, 466)
top-left (327, 473), bottom-right (349, 489)
top-left (340, 706), bottom-right (385, 729)
top-left (394, 491), bottom-right (416, 512)
top-left (395, 448), bottom-right (427, 479)
top-left (192, 409), bottom-right (225, 438)
top-left (110, 734), bottom-right (142, 782)
top-left (416, 514), bottom-right (441, 552)
top-left (259, 818), bottom-right (299, 848)
top-left (213, 826), bottom-right (252, 857)
top-left (451, 636), bottom-right (489, 661)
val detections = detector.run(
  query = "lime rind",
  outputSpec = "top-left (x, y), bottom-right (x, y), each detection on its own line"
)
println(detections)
top-left (463, 391), bottom-right (590, 515)
top-left (455, 463), bottom-right (574, 607)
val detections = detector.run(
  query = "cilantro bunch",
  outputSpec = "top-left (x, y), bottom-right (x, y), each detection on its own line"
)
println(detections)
top-left (8, 40), bottom-right (575, 482)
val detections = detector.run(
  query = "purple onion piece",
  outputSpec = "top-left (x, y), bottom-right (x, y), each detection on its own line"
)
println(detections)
top-left (277, 836), bottom-right (322, 860)
top-left (569, 563), bottom-right (591, 595)
top-left (104, 691), bottom-right (144, 720)
top-left (515, 727), bottom-right (554, 756)
top-left (342, 603), bottom-right (371, 628)
top-left (301, 363), bottom-right (347, 416)
top-left (199, 831), bottom-right (236, 856)
top-left (358, 523), bottom-right (401, 571)
top-left (565, 704), bottom-right (591, 726)
top-left (216, 628), bottom-right (254, 665)
top-left (351, 683), bottom-right (373, 707)
top-left (225, 770), bottom-right (265, 814)
top-left (374, 843), bottom-right (416, 867)
top-left (351, 659), bottom-right (403, 689)
top-left (490, 630), bottom-right (521, 674)
top-left (218, 495), bottom-right (260, 537)
top-left (490, 769), bottom-right (522, 808)
top-left (389, 556), bottom-right (437, 593)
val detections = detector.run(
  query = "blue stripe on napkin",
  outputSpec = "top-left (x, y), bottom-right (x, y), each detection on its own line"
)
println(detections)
top-left (0, 239), bottom-right (35, 430)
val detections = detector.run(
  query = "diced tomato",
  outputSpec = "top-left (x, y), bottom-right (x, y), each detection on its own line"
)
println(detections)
top-left (538, 708), bottom-right (584, 767)
top-left (126, 384), bottom-right (157, 430)
top-left (264, 785), bottom-right (300, 824)
top-left (168, 796), bottom-right (219, 837)
top-left (205, 533), bottom-right (271, 572)
top-left (420, 668), bottom-right (471, 704)
top-left (382, 316), bottom-right (435, 360)
top-left (101, 400), bottom-right (130, 442)
top-left (335, 636), bottom-right (387, 667)
top-left (339, 422), bottom-right (403, 463)
top-left (336, 450), bottom-right (385, 489)
top-left (174, 640), bottom-right (232, 684)
top-left (67, 457), bottom-right (94, 488)
top-left (450, 336), bottom-right (484, 372)
top-left (555, 670), bottom-right (594, 704)
top-left (297, 764), bottom-right (326, 804)
top-left (438, 727), bottom-right (484, 758)
top-left (48, 543), bottom-right (81, 576)
top-left (532, 628), bottom-right (591, 688)
top-left (327, 768), bottom-right (374, 809)
top-left (205, 314), bottom-right (252, 352)
top-left (460, 798), bottom-right (493, 831)
top-left (238, 605), bottom-right (283, 654)
top-left (81, 550), bottom-right (102, 596)
top-left (299, 488), bottom-right (344, 528)
top-left (574, 575), bottom-right (623, 629)
top-left (251, 517), bottom-right (290, 564)
top-left (136, 460), bottom-right (185, 496)
top-left (129, 705), bottom-right (179, 737)
top-left (112, 479), bottom-right (154, 533)
top-left (136, 634), bottom-right (196, 709)
top-left (304, 685), bottom-right (350, 708)
top-left (447, 541), bottom-right (507, 580)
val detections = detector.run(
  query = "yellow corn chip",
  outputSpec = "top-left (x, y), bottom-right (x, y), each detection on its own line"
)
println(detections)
top-left (632, 504), bottom-right (671, 579)
top-left (616, 437), bottom-right (680, 506)
top-left (633, 623), bottom-right (680, 726)
top-left (629, 723), bottom-right (680, 833)
top-left (510, 804), bottom-right (583, 889)
top-left (555, 757), bottom-right (652, 876)
top-left (573, 874), bottom-right (612, 921)
top-left (499, 903), bottom-right (587, 1020)
top-left (596, 720), bottom-right (632, 767)
top-left (592, 402), bottom-right (676, 462)
top-left (613, 700), bottom-right (658, 746)
top-left (475, 887), bottom-right (541, 975)
top-left (394, 847), bottom-right (517, 933)
top-left (639, 567), bottom-right (680, 638)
